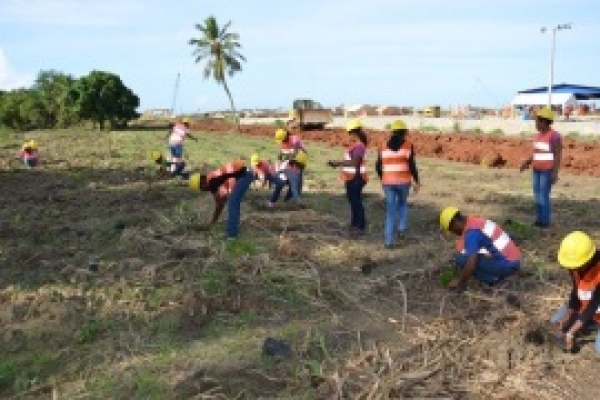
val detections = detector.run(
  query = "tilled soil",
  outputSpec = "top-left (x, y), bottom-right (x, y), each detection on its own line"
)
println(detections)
top-left (194, 120), bottom-right (600, 177)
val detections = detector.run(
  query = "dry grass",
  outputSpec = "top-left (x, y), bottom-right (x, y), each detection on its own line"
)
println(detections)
top-left (0, 127), bottom-right (599, 398)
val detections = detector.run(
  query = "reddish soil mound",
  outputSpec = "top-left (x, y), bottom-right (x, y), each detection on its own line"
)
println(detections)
top-left (192, 120), bottom-right (600, 177)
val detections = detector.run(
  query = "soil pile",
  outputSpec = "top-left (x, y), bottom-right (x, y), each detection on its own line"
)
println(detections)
top-left (192, 120), bottom-right (600, 177)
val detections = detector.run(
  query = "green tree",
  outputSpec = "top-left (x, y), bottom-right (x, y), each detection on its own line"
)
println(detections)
top-left (0, 89), bottom-right (38, 131)
top-left (189, 16), bottom-right (246, 129)
top-left (73, 70), bottom-right (140, 130)
top-left (33, 70), bottom-right (78, 128)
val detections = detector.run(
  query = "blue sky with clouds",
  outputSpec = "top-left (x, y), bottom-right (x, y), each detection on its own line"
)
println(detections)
top-left (1, 0), bottom-right (598, 113)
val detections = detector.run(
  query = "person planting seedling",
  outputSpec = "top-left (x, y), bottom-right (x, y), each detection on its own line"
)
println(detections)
top-left (188, 159), bottom-right (253, 239)
top-left (550, 231), bottom-right (600, 354)
top-left (439, 206), bottom-right (522, 292)
top-left (151, 151), bottom-right (190, 180)
top-left (19, 140), bottom-right (39, 168)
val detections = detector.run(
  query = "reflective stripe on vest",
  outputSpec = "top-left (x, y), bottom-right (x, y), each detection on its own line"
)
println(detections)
top-left (208, 160), bottom-right (246, 196)
top-left (456, 217), bottom-right (521, 262)
top-left (532, 131), bottom-right (556, 170)
top-left (573, 261), bottom-right (600, 322)
top-left (381, 141), bottom-right (412, 185)
top-left (340, 142), bottom-right (368, 182)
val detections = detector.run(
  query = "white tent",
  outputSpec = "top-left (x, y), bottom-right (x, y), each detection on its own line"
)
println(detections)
top-left (511, 92), bottom-right (577, 108)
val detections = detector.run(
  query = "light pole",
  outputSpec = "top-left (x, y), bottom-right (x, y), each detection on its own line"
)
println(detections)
top-left (540, 23), bottom-right (572, 108)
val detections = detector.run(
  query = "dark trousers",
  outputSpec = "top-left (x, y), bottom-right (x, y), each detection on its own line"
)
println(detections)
top-left (345, 176), bottom-right (366, 231)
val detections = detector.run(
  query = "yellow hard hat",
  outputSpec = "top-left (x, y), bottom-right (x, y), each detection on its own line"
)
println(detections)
top-left (151, 151), bottom-right (162, 162)
top-left (346, 119), bottom-right (362, 133)
top-left (189, 173), bottom-right (201, 191)
top-left (536, 107), bottom-right (554, 122)
top-left (557, 231), bottom-right (596, 269)
top-left (250, 153), bottom-right (260, 166)
top-left (391, 120), bottom-right (407, 131)
top-left (274, 128), bottom-right (287, 143)
top-left (29, 140), bottom-right (38, 149)
top-left (439, 206), bottom-right (460, 232)
top-left (182, 117), bottom-right (190, 124)
top-left (294, 150), bottom-right (308, 166)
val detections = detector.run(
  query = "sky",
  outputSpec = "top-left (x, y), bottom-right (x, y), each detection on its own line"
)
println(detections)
top-left (1, 0), bottom-right (599, 113)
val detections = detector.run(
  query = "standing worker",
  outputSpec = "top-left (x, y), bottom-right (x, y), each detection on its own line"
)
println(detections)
top-left (165, 117), bottom-right (198, 165)
top-left (274, 127), bottom-right (307, 200)
top-left (188, 160), bottom-right (253, 239)
top-left (328, 119), bottom-right (368, 238)
top-left (519, 107), bottom-right (562, 228)
top-left (439, 206), bottom-right (522, 292)
top-left (375, 120), bottom-right (421, 249)
top-left (551, 231), bottom-right (600, 354)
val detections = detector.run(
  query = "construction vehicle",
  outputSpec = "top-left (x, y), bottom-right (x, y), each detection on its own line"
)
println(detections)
top-left (289, 99), bottom-right (333, 130)
top-left (421, 106), bottom-right (441, 118)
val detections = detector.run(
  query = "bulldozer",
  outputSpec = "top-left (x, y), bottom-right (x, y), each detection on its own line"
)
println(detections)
top-left (288, 99), bottom-right (333, 130)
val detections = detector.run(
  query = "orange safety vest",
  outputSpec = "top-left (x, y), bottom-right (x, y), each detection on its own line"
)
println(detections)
top-left (532, 130), bottom-right (557, 171)
top-left (572, 260), bottom-right (600, 323)
top-left (456, 216), bottom-right (521, 262)
top-left (340, 142), bottom-right (368, 182)
top-left (280, 135), bottom-right (301, 159)
top-left (380, 141), bottom-right (412, 185)
top-left (207, 160), bottom-right (246, 197)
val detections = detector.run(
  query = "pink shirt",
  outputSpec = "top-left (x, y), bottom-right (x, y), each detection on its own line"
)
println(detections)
top-left (20, 150), bottom-right (38, 161)
top-left (169, 123), bottom-right (188, 145)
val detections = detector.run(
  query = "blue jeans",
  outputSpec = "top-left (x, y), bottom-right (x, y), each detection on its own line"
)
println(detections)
top-left (283, 170), bottom-right (301, 202)
top-left (285, 170), bottom-right (303, 201)
top-left (22, 159), bottom-right (38, 168)
top-left (454, 253), bottom-right (520, 285)
top-left (382, 184), bottom-right (411, 245)
top-left (171, 161), bottom-right (189, 180)
top-left (550, 303), bottom-right (600, 354)
top-left (264, 172), bottom-right (285, 203)
top-left (345, 175), bottom-right (366, 231)
top-left (169, 144), bottom-right (183, 159)
top-left (226, 170), bottom-right (254, 238)
top-left (532, 169), bottom-right (553, 226)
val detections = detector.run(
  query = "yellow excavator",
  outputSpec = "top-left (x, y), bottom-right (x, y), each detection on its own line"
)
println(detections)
top-left (288, 98), bottom-right (333, 130)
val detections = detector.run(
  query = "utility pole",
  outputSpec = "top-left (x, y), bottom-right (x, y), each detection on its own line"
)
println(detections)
top-left (540, 24), bottom-right (572, 107)
top-left (170, 73), bottom-right (180, 117)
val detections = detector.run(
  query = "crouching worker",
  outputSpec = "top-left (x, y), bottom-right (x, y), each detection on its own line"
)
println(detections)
top-left (439, 206), bottom-right (522, 292)
top-left (151, 151), bottom-right (190, 180)
top-left (551, 231), bottom-right (600, 354)
top-left (189, 160), bottom-right (253, 239)
top-left (250, 154), bottom-right (285, 207)
top-left (20, 140), bottom-right (39, 168)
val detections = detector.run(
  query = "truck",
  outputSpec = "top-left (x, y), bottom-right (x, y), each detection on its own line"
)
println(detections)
top-left (288, 98), bottom-right (333, 130)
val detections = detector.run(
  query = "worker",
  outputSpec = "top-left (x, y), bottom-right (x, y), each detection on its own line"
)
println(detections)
top-left (165, 117), bottom-right (198, 165)
top-left (189, 160), bottom-right (254, 239)
top-left (439, 206), bottom-right (522, 292)
top-left (375, 119), bottom-right (421, 249)
top-left (151, 151), bottom-right (190, 180)
top-left (274, 127), bottom-right (307, 200)
top-left (20, 140), bottom-right (39, 168)
top-left (551, 231), bottom-right (600, 354)
top-left (327, 119), bottom-right (368, 237)
top-left (250, 153), bottom-right (285, 207)
top-left (519, 107), bottom-right (562, 228)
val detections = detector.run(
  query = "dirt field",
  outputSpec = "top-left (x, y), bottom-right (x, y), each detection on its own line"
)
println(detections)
top-left (1, 127), bottom-right (600, 398)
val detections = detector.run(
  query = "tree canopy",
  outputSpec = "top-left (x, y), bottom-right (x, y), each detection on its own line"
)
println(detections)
top-left (0, 69), bottom-right (139, 131)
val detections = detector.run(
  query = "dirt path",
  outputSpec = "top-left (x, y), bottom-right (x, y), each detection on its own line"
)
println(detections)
top-left (195, 120), bottom-right (600, 177)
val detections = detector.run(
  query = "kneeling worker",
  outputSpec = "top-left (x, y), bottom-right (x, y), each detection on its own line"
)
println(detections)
top-left (189, 160), bottom-right (254, 239)
top-left (439, 206), bottom-right (522, 291)
top-left (551, 231), bottom-right (600, 354)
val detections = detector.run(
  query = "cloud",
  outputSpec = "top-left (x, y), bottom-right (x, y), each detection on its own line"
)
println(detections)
top-left (0, 48), bottom-right (33, 90)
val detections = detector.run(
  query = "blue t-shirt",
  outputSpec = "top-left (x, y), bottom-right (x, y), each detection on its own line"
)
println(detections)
top-left (463, 229), bottom-right (519, 268)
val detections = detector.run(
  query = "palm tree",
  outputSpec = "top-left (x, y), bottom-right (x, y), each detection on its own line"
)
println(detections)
top-left (190, 16), bottom-right (246, 130)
